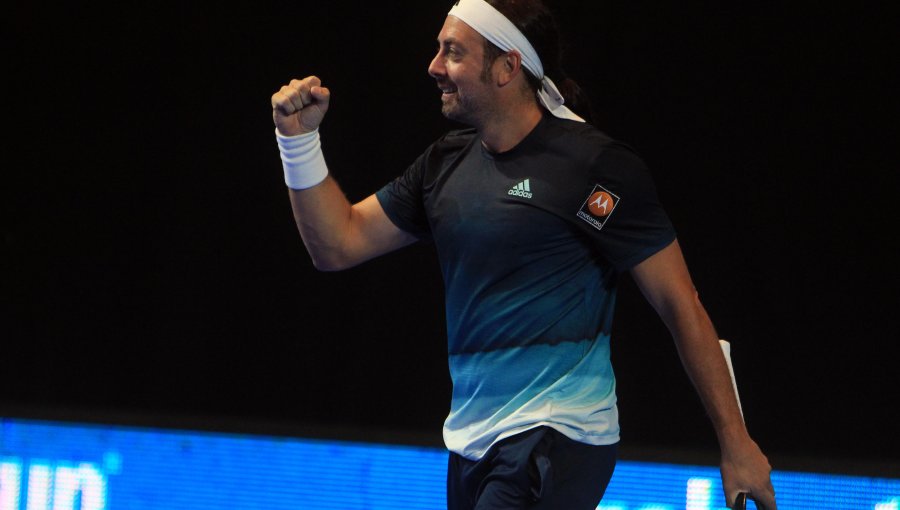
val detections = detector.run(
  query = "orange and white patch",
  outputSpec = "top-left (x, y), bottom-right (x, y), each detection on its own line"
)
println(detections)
top-left (587, 191), bottom-right (615, 217)
top-left (577, 185), bottom-right (619, 231)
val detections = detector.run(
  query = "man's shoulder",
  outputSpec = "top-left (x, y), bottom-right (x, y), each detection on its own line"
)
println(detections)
top-left (543, 117), bottom-right (644, 162)
top-left (416, 127), bottom-right (478, 164)
top-left (548, 117), bottom-right (616, 148)
top-left (402, 127), bottom-right (477, 179)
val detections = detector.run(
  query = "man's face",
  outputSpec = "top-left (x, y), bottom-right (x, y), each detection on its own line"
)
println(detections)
top-left (428, 16), bottom-right (498, 125)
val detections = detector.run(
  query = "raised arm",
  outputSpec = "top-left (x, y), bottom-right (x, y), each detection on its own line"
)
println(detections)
top-left (630, 240), bottom-right (777, 509)
top-left (271, 76), bottom-right (417, 270)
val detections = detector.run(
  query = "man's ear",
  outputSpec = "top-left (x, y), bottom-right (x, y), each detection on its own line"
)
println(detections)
top-left (497, 50), bottom-right (523, 86)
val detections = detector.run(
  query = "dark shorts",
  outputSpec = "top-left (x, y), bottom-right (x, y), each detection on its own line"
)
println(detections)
top-left (447, 426), bottom-right (617, 510)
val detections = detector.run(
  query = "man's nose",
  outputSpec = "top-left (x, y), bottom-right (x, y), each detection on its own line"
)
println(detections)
top-left (428, 52), bottom-right (445, 78)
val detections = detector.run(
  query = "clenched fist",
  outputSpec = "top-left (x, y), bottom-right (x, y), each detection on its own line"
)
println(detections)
top-left (272, 76), bottom-right (331, 136)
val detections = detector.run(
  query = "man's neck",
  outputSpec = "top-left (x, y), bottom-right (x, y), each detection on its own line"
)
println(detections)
top-left (479, 101), bottom-right (544, 154)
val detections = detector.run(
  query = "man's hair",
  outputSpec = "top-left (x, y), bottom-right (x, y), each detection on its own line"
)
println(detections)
top-left (480, 0), bottom-right (595, 123)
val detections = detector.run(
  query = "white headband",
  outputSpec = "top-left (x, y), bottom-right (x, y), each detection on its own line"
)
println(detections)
top-left (448, 0), bottom-right (585, 122)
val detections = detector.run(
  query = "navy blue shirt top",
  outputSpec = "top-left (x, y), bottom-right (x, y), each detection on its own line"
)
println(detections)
top-left (376, 113), bottom-right (676, 459)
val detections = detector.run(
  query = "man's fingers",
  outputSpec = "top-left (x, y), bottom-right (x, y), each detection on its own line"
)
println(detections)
top-left (273, 81), bottom-right (321, 116)
top-left (755, 471), bottom-right (777, 509)
top-left (288, 86), bottom-right (305, 112)
top-left (737, 488), bottom-right (776, 510)
top-left (288, 76), bottom-right (322, 108)
top-left (271, 89), bottom-right (298, 116)
top-left (281, 84), bottom-right (302, 111)
top-left (725, 483), bottom-right (776, 509)
top-left (272, 76), bottom-right (329, 134)
top-left (310, 86), bottom-right (330, 106)
top-left (756, 489), bottom-right (777, 510)
top-left (304, 76), bottom-right (322, 100)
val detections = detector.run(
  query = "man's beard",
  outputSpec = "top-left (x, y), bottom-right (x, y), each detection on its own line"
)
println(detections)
top-left (441, 92), bottom-right (488, 127)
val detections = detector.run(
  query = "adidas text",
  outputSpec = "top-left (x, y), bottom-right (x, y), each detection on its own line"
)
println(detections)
top-left (508, 179), bottom-right (533, 199)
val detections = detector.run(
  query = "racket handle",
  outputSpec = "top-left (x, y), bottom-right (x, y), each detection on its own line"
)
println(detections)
top-left (719, 339), bottom-right (744, 421)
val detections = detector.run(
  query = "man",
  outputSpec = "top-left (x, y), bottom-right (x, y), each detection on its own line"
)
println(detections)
top-left (270, 1), bottom-right (777, 508)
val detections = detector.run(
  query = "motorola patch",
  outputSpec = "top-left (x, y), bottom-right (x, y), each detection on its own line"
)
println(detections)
top-left (577, 184), bottom-right (619, 231)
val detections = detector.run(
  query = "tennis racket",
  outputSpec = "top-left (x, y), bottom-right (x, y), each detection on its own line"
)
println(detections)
top-left (720, 341), bottom-right (766, 510)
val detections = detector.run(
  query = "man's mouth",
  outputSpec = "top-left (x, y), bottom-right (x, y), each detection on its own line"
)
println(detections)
top-left (439, 85), bottom-right (458, 98)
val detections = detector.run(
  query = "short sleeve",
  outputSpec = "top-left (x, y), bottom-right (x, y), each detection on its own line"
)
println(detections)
top-left (375, 150), bottom-right (432, 239)
top-left (578, 144), bottom-right (676, 271)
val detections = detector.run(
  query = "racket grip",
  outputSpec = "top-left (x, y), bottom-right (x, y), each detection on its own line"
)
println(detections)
top-left (719, 339), bottom-right (744, 421)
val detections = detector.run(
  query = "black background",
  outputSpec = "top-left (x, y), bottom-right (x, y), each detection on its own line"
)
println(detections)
top-left (5, 3), bottom-right (898, 472)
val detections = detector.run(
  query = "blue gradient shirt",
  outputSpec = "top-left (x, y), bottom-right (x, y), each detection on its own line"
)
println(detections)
top-left (376, 114), bottom-right (676, 460)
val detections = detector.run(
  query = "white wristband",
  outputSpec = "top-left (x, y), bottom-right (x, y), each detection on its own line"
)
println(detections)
top-left (275, 128), bottom-right (329, 190)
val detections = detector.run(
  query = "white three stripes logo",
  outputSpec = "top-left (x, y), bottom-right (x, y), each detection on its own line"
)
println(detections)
top-left (507, 179), bottom-right (533, 198)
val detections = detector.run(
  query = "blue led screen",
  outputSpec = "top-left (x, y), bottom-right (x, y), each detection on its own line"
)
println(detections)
top-left (1, 418), bottom-right (897, 509)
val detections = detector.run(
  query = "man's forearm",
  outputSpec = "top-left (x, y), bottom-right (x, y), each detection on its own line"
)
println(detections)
top-left (670, 298), bottom-right (776, 507)
top-left (668, 300), bottom-right (749, 445)
top-left (288, 176), bottom-right (356, 271)
top-left (631, 242), bottom-right (776, 507)
top-left (287, 178), bottom-right (418, 272)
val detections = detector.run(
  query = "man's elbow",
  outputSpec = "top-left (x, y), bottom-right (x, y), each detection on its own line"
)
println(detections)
top-left (309, 253), bottom-right (352, 272)
top-left (301, 236), bottom-right (355, 272)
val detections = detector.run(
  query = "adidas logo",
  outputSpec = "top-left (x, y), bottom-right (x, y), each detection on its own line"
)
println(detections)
top-left (507, 179), bottom-right (533, 199)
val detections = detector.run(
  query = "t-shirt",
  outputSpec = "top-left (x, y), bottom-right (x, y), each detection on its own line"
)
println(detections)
top-left (376, 113), bottom-right (676, 460)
